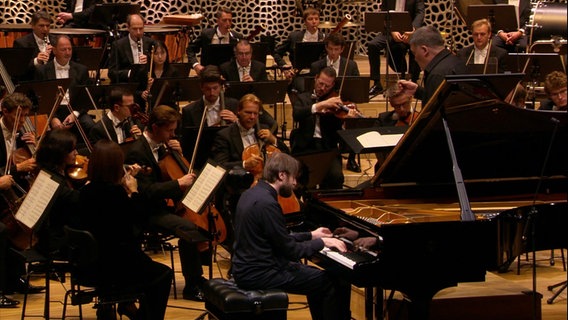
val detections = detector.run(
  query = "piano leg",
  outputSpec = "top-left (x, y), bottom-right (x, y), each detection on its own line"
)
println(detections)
top-left (364, 287), bottom-right (374, 320)
top-left (364, 287), bottom-right (384, 320)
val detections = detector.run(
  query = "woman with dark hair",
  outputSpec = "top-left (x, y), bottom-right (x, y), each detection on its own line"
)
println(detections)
top-left (34, 129), bottom-right (80, 258)
top-left (78, 139), bottom-right (172, 320)
top-left (138, 40), bottom-right (181, 110)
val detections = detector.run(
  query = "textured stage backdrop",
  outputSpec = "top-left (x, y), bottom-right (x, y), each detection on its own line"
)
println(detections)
top-left (0, 0), bottom-right (564, 55)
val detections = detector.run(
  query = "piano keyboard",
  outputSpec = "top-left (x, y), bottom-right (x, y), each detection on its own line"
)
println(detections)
top-left (319, 247), bottom-right (378, 269)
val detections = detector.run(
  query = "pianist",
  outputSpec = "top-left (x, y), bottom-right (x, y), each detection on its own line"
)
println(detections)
top-left (231, 152), bottom-right (352, 320)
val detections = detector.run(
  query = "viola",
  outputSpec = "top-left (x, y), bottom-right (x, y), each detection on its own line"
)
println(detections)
top-left (66, 154), bottom-right (89, 181)
top-left (396, 111), bottom-right (419, 127)
top-left (129, 103), bottom-right (149, 126)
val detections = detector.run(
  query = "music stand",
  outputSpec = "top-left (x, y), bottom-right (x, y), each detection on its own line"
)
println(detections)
top-left (293, 149), bottom-right (339, 190)
top-left (72, 46), bottom-right (104, 71)
top-left (504, 53), bottom-right (565, 83)
top-left (90, 3), bottom-right (140, 29)
top-left (170, 63), bottom-right (192, 77)
top-left (467, 5), bottom-right (518, 32)
top-left (251, 42), bottom-right (269, 64)
top-left (150, 77), bottom-right (201, 109)
top-left (364, 12), bottom-right (413, 33)
top-left (338, 126), bottom-right (407, 154)
top-left (181, 126), bottom-right (224, 171)
top-left (15, 79), bottom-right (72, 115)
top-left (201, 44), bottom-right (234, 67)
top-left (293, 42), bottom-right (325, 71)
top-left (223, 80), bottom-right (289, 103)
top-left (70, 83), bottom-right (139, 110)
top-left (302, 76), bottom-right (371, 103)
top-left (0, 48), bottom-right (34, 83)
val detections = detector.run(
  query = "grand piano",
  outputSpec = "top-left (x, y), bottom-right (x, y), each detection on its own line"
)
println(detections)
top-left (300, 74), bottom-right (568, 319)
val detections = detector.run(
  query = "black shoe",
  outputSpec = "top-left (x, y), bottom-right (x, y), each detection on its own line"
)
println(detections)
top-left (183, 285), bottom-right (204, 301)
top-left (15, 278), bottom-right (46, 294)
top-left (369, 84), bottom-right (384, 98)
top-left (346, 158), bottom-right (361, 173)
top-left (0, 295), bottom-right (20, 308)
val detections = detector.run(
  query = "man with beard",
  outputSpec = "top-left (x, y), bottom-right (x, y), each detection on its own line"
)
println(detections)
top-left (231, 152), bottom-right (352, 320)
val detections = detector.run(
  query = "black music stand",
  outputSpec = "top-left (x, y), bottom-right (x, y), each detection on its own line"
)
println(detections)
top-left (150, 77), bottom-right (201, 110)
top-left (302, 76), bottom-right (371, 104)
top-left (15, 79), bottom-right (72, 114)
top-left (293, 149), bottom-right (339, 190)
top-left (293, 42), bottom-right (325, 71)
top-left (0, 48), bottom-right (34, 84)
top-left (181, 126), bottom-right (224, 171)
top-left (224, 80), bottom-right (288, 103)
top-left (338, 126), bottom-right (407, 154)
top-left (467, 5), bottom-right (518, 32)
top-left (90, 3), bottom-right (140, 30)
top-left (170, 63), bottom-right (192, 77)
top-left (70, 83), bottom-right (139, 110)
top-left (251, 42), bottom-right (269, 64)
top-left (201, 44), bottom-right (233, 67)
top-left (72, 47), bottom-right (104, 71)
top-left (504, 53), bottom-right (566, 82)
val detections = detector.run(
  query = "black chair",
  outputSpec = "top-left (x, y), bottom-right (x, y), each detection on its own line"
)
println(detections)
top-left (141, 231), bottom-right (178, 298)
top-left (62, 226), bottom-right (145, 320)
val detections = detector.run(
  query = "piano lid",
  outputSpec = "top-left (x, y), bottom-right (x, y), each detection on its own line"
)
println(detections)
top-left (373, 73), bottom-right (568, 188)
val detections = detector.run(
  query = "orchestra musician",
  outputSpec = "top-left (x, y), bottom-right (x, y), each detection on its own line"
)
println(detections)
top-left (139, 40), bottom-right (181, 110)
top-left (13, 11), bottom-right (56, 81)
top-left (89, 87), bottom-right (143, 145)
top-left (309, 33), bottom-right (361, 173)
top-left (231, 152), bottom-right (352, 320)
top-left (77, 139), bottom-right (172, 320)
top-left (33, 35), bottom-right (94, 135)
top-left (272, 7), bottom-right (325, 79)
top-left (492, 0), bottom-right (531, 53)
top-left (124, 105), bottom-right (209, 301)
top-left (108, 14), bottom-right (156, 84)
top-left (290, 67), bottom-right (357, 189)
top-left (367, 0), bottom-right (425, 98)
top-left (457, 19), bottom-right (508, 73)
top-left (398, 26), bottom-right (466, 107)
top-left (186, 7), bottom-right (243, 75)
top-left (540, 71), bottom-right (567, 111)
top-left (219, 40), bottom-right (268, 82)
top-left (55, 0), bottom-right (103, 29)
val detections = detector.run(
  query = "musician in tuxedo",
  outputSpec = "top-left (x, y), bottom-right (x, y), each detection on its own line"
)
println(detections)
top-left (309, 34), bottom-right (361, 173)
top-left (492, 0), bottom-right (532, 53)
top-left (186, 7), bottom-right (243, 75)
top-left (124, 105), bottom-right (209, 301)
top-left (55, 0), bottom-right (103, 29)
top-left (540, 71), bottom-right (567, 111)
top-left (108, 14), bottom-right (155, 84)
top-left (232, 152), bottom-right (352, 320)
top-left (367, 0), bottom-right (425, 97)
top-left (139, 40), bottom-right (181, 110)
top-left (219, 40), bottom-right (268, 82)
top-left (291, 67), bottom-right (359, 189)
top-left (34, 35), bottom-right (93, 134)
top-left (13, 11), bottom-right (56, 81)
top-left (273, 8), bottom-right (325, 79)
top-left (89, 87), bottom-right (142, 145)
top-left (457, 19), bottom-right (508, 73)
top-left (375, 85), bottom-right (417, 127)
top-left (398, 26), bottom-right (466, 107)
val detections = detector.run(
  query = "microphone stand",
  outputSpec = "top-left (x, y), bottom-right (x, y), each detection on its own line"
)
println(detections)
top-left (520, 117), bottom-right (560, 320)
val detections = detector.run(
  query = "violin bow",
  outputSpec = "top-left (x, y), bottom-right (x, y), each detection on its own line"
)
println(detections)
top-left (59, 86), bottom-right (93, 153)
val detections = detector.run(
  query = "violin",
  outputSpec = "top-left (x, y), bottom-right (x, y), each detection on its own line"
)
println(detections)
top-left (129, 103), bottom-right (149, 126)
top-left (395, 111), bottom-right (419, 127)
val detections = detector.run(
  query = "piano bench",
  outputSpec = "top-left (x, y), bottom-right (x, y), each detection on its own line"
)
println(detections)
top-left (203, 278), bottom-right (288, 320)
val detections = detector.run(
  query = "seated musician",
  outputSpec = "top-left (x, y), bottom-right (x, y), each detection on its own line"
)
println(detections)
top-left (77, 139), bottom-right (172, 320)
top-left (492, 0), bottom-right (531, 53)
top-left (457, 19), bottom-right (508, 73)
top-left (124, 105), bottom-right (209, 301)
top-left (108, 14), bottom-right (155, 84)
top-left (34, 35), bottom-right (94, 135)
top-left (56, 0), bottom-right (103, 29)
top-left (139, 40), bottom-right (181, 110)
top-left (398, 26), bottom-right (466, 107)
top-left (291, 67), bottom-right (357, 189)
top-left (186, 7), bottom-right (243, 75)
top-left (89, 87), bottom-right (143, 145)
top-left (367, 0), bottom-right (424, 97)
top-left (272, 7), bottom-right (325, 79)
top-left (540, 71), bottom-right (567, 111)
top-left (34, 129), bottom-right (80, 259)
top-left (232, 152), bottom-right (352, 320)
top-left (309, 33), bottom-right (360, 173)
top-left (0, 93), bottom-right (37, 184)
top-left (13, 11), bottom-right (56, 81)
top-left (505, 83), bottom-right (527, 108)
top-left (219, 40), bottom-right (268, 82)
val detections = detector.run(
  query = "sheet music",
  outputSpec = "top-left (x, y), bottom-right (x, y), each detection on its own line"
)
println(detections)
top-left (182, 163), bottom-right (226, 214)
top-left (357, 131), bottom-right (403, 148)
top-left (15, 170), bottom-right (61, 229)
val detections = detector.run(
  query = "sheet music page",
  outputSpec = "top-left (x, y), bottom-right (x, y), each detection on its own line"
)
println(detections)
top-left (356, 131), bottom-right (404, 148)
top-left (15, 170), bottom-right (61, 229)
top-left (182, 163), bottom-right (226, 213)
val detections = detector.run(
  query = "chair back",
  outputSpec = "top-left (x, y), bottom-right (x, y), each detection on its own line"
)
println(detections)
top-left (64, 225), bottom-right (99, 286)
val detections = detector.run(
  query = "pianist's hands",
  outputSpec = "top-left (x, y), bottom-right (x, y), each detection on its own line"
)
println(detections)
top-left (322, 238), bottom-right (347, 253)
top-left (311, 227), bottom-right (333, 239)
top-left (353, 237), bottom-right (378, 250)
top-left (333, 227), bottom-right (359, 241)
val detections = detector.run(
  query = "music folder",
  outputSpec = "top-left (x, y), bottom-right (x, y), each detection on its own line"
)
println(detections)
top-left (182, 162), bottom-right (227, 215)
top-left (15, 170), bottom-right (64, 230)
top-left (338, 126), bottom-right (407, 154)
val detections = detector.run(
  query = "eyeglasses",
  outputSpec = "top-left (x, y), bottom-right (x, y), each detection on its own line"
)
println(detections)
top-left (549, 88), bottom-right (567, 98)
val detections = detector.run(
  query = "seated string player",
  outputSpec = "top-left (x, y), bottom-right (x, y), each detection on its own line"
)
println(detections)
top-left (186, 7), bottom-right (243, 75)
top-left (457, 19), bottom-right (508, 73)
top-left (540, 71), bottom-right (567, 112)
top-left (219, 40), bottom-right (268, 82)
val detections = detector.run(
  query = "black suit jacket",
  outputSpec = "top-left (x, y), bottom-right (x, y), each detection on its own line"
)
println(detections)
top-left (186, 28), bottom-right (243, 67)
top-left (0, 126), bottom-right (27, 176)
top-left (416, 49), bottom-right (467, 106)
top-left (219, 59), bottom-right (268, 82)
top-left (273, 29), bottom-right (326, 67)
top-left (63, 0), bottom-right (102, 28)
top-left (309, 57), bottom-right (360, 77)
top-left (381, 0), bottom-right (425, 29)
top-left (13, 33), bottom-right (57, 81)
top-left (108, 35), bottom-right (155, 83)
top-left (457, 44), bottom-right (508, 72)
top-left (290, 91), bottom-right (343, 154)
top-left (89, 114), bottom-right (117, 145)
top-left (181, 97), bottom-right (239, 128)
